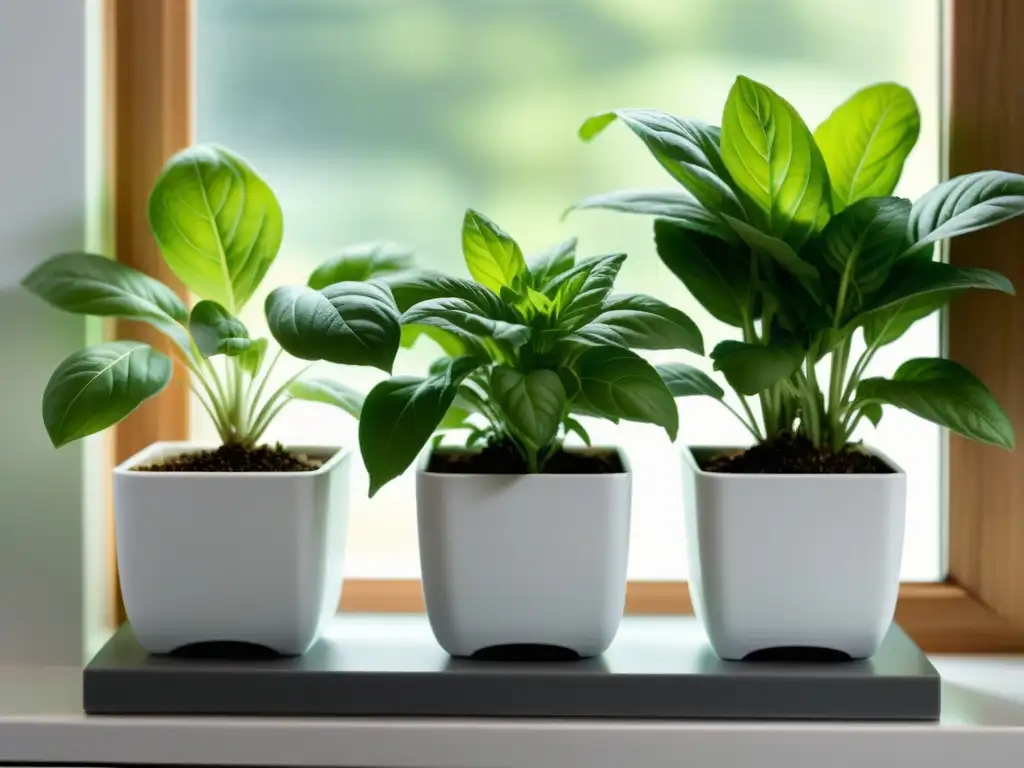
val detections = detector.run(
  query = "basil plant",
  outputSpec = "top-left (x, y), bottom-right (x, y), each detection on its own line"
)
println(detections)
top-left (337, 209), bottom-right (703, 496)
top-left (24, 145), bottom-right (408, 449)
top-left (573, 76), bottom-right (1018, 453)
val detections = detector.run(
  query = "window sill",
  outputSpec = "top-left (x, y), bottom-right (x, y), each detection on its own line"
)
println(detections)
top-left (1, 617), bottom-right (1023, 768)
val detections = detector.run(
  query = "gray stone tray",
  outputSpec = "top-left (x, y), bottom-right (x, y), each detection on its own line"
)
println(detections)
top-left (83, 615), bottom-right (940, 720)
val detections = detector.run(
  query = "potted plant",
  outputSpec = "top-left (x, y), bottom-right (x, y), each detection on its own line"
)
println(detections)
top-left (330, 208), bottom-right (701, 658)
top-left (23, 144), bottom-right (409, 656)
top-left (572, 77), bottom-right (1021, 660)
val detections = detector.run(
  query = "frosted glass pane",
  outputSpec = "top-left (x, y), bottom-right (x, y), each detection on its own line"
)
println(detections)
top-left (195, 0), bottom-right (943, 581)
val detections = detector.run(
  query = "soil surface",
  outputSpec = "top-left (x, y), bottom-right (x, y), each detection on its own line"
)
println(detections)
top-left (134, 443), bottom-right (323, 473)
top-left (428, 439), bottom-right (624, 475)
top-left (702, 433), bottom-right (892, 475)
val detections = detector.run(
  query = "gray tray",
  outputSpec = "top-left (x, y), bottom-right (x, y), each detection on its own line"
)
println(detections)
top-left (83, 616), bottom-right (940, 720)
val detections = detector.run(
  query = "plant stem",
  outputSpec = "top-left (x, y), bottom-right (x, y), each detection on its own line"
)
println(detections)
top-left (247, 348), bottom-right (284, 428)
top-left (249, 398), bottom-right (290, 444)
top-left (248, 362), bottom-right (315, 439)
top-left (802, 359), bottom-right (823, 446)
top-left (525, 444), bottom-right (539, 473)
top-left (827, 340), bottom-right (851, 451)
top-left (722, 399), bottom-right (763, 442)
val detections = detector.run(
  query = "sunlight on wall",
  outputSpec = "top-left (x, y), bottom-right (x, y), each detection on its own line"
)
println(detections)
top-left (194, 0), bottom-right (944, 580)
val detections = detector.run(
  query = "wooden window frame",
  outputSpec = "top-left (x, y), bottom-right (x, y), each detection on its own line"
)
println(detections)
top-left (105, 0), bottom-right (1024, 653)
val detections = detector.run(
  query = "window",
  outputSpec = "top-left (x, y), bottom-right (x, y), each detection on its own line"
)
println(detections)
top-left (192, 0), bottom-right (942, 581)
top-left (109, 0), bottom-right (1024, 651)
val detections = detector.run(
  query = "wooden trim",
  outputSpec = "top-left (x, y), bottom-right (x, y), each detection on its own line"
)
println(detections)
top-left (947, 0), bottom-right (1024, 627)
top-left (107, 0), bottom-right (193, 624)
top-left (339, 579), bottom-right (1024, 653)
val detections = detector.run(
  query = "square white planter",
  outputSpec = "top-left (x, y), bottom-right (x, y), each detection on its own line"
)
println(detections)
top-left (113, 442), bottom-right (351, 656)
top-left (416, 449), bottom-right (632, 658)
top-left (683, 445), bottom-right (907, 661)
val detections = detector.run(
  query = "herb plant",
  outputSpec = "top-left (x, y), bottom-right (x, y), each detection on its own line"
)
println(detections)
top-left (23, 145), bottom-right (406, 450)
top-left (342, 209), bottom-right (704, 496)
top-left (572, 77), bottom-right (1019, 453)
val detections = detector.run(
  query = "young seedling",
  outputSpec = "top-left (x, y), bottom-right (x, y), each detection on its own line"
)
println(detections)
top-left (572, 77), bottom-right (1019, 458)
top-left (345, 208), bottom-right (705, 496)
top-left (23, 145), bottom-right (409, 459)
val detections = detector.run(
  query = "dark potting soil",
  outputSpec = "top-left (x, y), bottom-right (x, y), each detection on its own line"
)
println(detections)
top-left (428, 440), bottom-right (624, 475)
top-left (133, 443), bottom-right (323, 473)
top-left (702, 432), bottom-right (893, 475)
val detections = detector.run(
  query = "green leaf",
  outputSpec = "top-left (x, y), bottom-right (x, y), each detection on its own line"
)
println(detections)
top-left (491, 368), bottom-right (567, 450)
top-left (720, 75), bottom-right (831, 247)
top-left (287, 376), bottom-right (363, 419)
top-left (546, 253), bottom-right (627, 330)
top-left (438, 403), bottom-right (473, 431)
top-left (307, 241), bottom-right (414, 290)
top-left (814, 83), bottom-right (920, 211)
top-left (579, 109), bottom-right (744, 217)
top-left (905, 171), bottom-right (1024, 257)
top-left (238, 337), bottom-right (268, 376)
top-left (566, 189), bottom-right (736, 242)
top-left (818, 196), bottom-right (910, 296)
top-left (722, 214), bottom-right (822, 296)
top-left (265, 282), bottom-right (401, 372)
top-left (401, 298), bottom-right (531, 349)
top-left (853, 259), bottom-right (1014, 337)
top-left (655, 362), bottom-right (725, 399)
top-left (400, 323), bottom-right (485, 358)
top-left (860, 402), bottom-right (884, 428)
top-left (462, 209), bottom-right (527, 294)
top-left (710, 340), bottom-right (805, 396)
top-left (22, 252), bottom-right (190, 352)
top-left (563, 416), bottom-right (592, 446)
top-left (862, 292), bottom-right (957, 348)
top-left (570, 293), bottom-right (704, 354)
top-left (148, 144), bottom-right (283, 313)
top-left (42, 341), bottom-right (172, 448)
top-left (380, 270), bottom-right (509, 314)
top-left (576, 345), bottom-right (679, 440)
top-left (189, 300), bottom-right (251, 357)
top-left (359, 356), bottom-right (484, 496)
top-left (857, 358), bottom-right (1013, 449)
top-left (653, 219), bottom-right (752, 327)
top-left (528, 237), bottom-right (577, 289)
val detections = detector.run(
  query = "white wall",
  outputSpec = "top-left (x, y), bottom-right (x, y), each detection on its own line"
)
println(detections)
top-left (0, 0), bottom-right (108, 665)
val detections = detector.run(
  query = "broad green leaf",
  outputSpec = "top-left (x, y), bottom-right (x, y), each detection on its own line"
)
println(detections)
top-left (189, 300), bottom-right (251, 357)
top-left (563, 416), bottom-right (592, 446)
top-left (860, 402), bottom-right (884, 428)
top-left (905, 171), bottom-right (1024, 257)
top-left (817, 196), bottom-right (911, 321)
top-left (148, 145), bottom-right (283, 313)
top-left (287, 376), bottom-right (363, 419)
top-left (579, 109), bottom-right (744, 217)
top-left (42, 341), bottom-right (172, 448)
top-left (653, 219), bottom-right (752, 327)
top-left (265, 281), bottom-right (401, 372)
top-left (379, 270), bottom-right (513, 315)
top-left (566, 189), bottom-right (736, 242)
top-left (359, 356), bottom-right (484, 496)
top-left (402, 298), bottom-right (531, 349)
top-left (576, 345), bottom-right (679, 440)
top-left (720, 75), bottom-right (831, 247)
top-left (490, 367), bottom-right (567, 450)
top-left (814, 83), bottom-right (920, 210)
top-left (570, 293), bottom-right (704, 354)
top-left (862, 292), bottom-right (958, 348)
top-left (400, 324), bottom-right (486, 358)
top-left (528, 237), bottom-right (577, 289)
top-left (546, 253), bottom-right (627, 330)
top-left (307, 241), bottom-right (414, 290)
top-left (22, 252), bottom-right (190, 352)
top-left (722, 215), bottom-right (822, 299)
top-left (238, 338), bottom-right (268, 376)
top-left (853, 259), bottom-right (1014, 336)
top-left (710, 339), bottom-right (805, 396)
top-left (462, 209), bottom-right (527, 294)
top-left (857, 358), bottom-right (1013, 449)
top-left (655, 362), bottom-right (725, 399)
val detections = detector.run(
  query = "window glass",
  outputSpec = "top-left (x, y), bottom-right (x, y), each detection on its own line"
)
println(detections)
top-left (195, 0), bottom-right (943, 580)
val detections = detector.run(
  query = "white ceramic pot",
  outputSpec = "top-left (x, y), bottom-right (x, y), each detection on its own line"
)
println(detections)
top-left (417, 449), bottom-right (632, 658)
top-left (113, 442), bottom-right (351, 656)
top-left (683, 445), bottom-right (906, 661)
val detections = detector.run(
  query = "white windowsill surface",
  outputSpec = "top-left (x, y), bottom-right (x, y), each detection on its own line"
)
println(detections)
top-left (1, 617), bottom-right (1023, 768)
